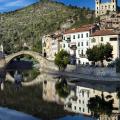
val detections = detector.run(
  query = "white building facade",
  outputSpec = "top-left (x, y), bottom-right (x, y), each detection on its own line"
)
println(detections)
top-left (62, 25), bottom-right (96, 64)
top-left (90, 29), bottom-right (120, 62)
top-left (64, 85), bottom-right (119, 119)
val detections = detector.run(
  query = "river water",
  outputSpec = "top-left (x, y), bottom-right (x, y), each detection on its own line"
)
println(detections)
top-left (2, 60), bottom-right (120, 120)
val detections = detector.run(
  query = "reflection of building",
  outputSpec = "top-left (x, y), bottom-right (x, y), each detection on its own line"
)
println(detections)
top-left (90, 29), bottom-right (120, 62)
top-left (42, 31), bottom-right (62, 60)
top-left (95, 0), bottom-right (117, 17)
top-left (43, 80), bottom-right (64, 104)
top-left (62, 24), bottom-right (97, 64)
top-left (64, 85), bottom-right (119, 119)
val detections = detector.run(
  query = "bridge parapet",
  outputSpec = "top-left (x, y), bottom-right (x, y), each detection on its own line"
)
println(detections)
top-left (5, 51), bottom-right (58, 71)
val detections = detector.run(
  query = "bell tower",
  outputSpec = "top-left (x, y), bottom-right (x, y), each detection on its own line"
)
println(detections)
top-left (95, 0), bottom-right (101, 17)
top-left (111, 0), bottom-right (117, 12)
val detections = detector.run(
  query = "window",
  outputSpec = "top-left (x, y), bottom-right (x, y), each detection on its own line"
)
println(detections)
top-left (79, 100), bottom-right (81, 103)
top-left (78, 42), bottom-right (80, 47)
top-left (110, 37), bottom-right (117, 41)
top-left (78, 34), bottom-right (80, 38)
top-left (83, 108), bottom-right (85, 112)
top-left (87, 92), bottom-right (89, 97)
top-left (86, 41), bottom-right (88, 46)
top-left (88, 108), bottom-right (90, 113)
top-left (44, 81), bottom-right (47, 85)
top-left (67, 37), bottom-right (71, 42)
top-left (79, 107), bottom-right (81, 111)
top-left (73, 35), bottom-right (75, 39)
top-left (101, 37), bottom-right (103, 41)
top-left (68, 44), bottom-right (70, 47)
top-left (64, 37), bottom-right (65, 40)
top-left (113, 5), bottom-right (114, 8)
top-left (82, 91), bottom-right (84, 97)
top-left (81, 34), bottom-right (83, 38)
top-left (86, 33), bottom-right (89, 37)
top-left (81, 50), bottom-right (84, 56)
top-left (63, 44), bottom-right (65, 48)
top-left (83, 100), bottom-right (84, 104)
top-left (74, 106), bottom-right (76, 110)
top-left (91, 38), bottom-right (96, 43)
top-left (43, 42), bottom-right (46, 47)
top-left (81, 42), bottom-right (83, 46)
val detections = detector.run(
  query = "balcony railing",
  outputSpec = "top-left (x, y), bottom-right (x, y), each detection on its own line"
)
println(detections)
top-left (79, 54), bottom-right (87, 58)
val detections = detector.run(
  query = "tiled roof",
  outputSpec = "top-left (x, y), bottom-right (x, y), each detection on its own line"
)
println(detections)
top-left (91, 29), bottom-right (118, 37)
top-left (64, 24), bottom-right (94, 34)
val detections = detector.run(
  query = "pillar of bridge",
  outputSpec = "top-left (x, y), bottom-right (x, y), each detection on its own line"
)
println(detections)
top-left (0, 44), bottom-right (6, 90)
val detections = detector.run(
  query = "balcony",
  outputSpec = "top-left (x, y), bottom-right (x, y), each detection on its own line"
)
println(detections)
top-left (66, 38), bottom-right (71, 43)
top-left (79, 54), bottom-right (87, 58)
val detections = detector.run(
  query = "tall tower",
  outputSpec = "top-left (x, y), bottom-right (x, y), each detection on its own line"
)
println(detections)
top-left (95, 0), bottom-right (101, 17)
top-left (111, 0), bottom-right (117, 12)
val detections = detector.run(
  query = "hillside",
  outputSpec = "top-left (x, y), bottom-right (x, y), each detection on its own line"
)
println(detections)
top-left (0, 1), bottom-right (95, 54)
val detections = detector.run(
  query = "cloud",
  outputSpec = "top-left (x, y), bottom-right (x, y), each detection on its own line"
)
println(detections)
top-left (0, 0), bottom-right (37, 12)
top-left (5, 0), bottom-right (32, 7)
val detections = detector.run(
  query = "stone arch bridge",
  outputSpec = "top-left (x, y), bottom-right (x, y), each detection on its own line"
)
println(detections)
top-left (4, 51), bottom-right (58, 86)
top-left (5, 50), bottom-right (58, 71)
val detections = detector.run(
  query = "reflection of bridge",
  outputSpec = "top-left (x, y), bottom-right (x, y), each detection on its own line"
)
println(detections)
top-left (5, 51), bottom-right (58, 86)
top-left (5, 51), bottom-right (58, 71)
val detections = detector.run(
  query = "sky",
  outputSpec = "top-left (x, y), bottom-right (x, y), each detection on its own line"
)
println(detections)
top-left (0, 0), bottom-right (120, 13)
top-left (0, 0), bottom-right (38, 13)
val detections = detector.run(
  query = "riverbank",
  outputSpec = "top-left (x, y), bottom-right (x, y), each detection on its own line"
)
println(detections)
top-left (0, 82), bottom-right (74, 120)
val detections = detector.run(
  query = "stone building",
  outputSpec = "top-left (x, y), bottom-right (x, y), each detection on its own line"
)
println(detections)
top-left (95, 0), bottom-right (117, 17)
top-left (42, 31), bottom-right (62, 61)
top-left (42, 80), bottom-right (64, 104)
top-left (100, 12), bottom-right (120, 33)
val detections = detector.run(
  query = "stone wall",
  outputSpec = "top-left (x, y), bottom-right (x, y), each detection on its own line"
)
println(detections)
top-left (67, 65), bottom-right (120, 77)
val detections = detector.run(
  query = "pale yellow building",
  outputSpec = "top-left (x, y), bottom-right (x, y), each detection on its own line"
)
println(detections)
top-left (95, 0), bottom-right (117, 17)
top-left (42, 80), bottom-right (64, 104)
top-left (42, 31), bottom-right (62, 60)
top-left (90, 29), bottom-right (120, 62)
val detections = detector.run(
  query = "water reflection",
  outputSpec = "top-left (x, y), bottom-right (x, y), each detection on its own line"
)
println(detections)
top-left (42, 76), bottom-right (120, 120)
top-left (1, 58), bottom-right (120, 120)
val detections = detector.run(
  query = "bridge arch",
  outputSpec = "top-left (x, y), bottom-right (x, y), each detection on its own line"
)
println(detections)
top-left (5, 51), bottom-right (57, 71)
top-left (5, 51), bottom-right (58, 86)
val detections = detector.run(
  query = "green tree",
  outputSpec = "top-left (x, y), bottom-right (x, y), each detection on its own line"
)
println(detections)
top-left (55, 76), bottom-right (70, 98)
top-left (55, 50), bottom-right (69, 71)
top-left (86, 46), bottom-right (99, 65)
top-left (32, 40), bottom-right (42, 53)
top-left (86, 43), bottom-right (113, 66)
top-left (104, 43), bottom-right (113, 62)
top-left (88, 92), bottom-right (114, 119)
